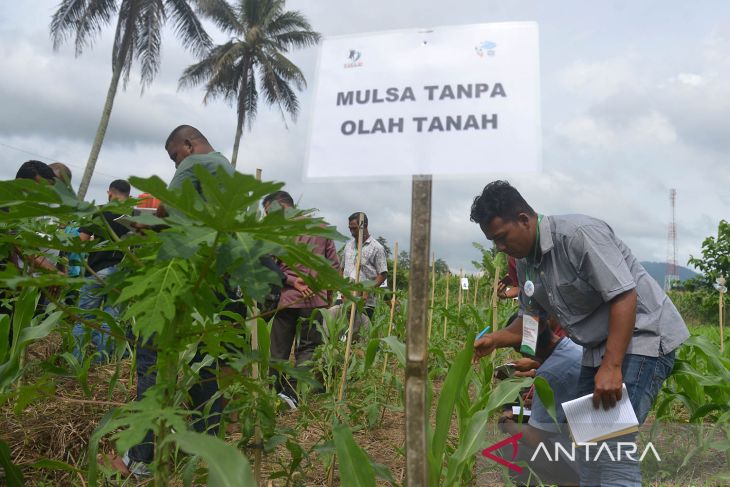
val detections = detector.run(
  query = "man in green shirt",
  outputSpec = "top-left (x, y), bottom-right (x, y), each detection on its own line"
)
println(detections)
top-left (111, 126), bottom-right (235, 478)
top-left (156, 125), bottom-right (234, 217)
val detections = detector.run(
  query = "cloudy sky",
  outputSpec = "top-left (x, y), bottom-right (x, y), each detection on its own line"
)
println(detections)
top-left (1, 0), bottom-right (728, 274)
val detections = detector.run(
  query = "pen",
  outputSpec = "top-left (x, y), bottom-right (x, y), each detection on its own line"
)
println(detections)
top-left (476, 325), bottom-right (491, 340)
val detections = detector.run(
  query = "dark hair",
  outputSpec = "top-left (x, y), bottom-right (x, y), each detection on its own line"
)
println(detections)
top-left (49, 162), bottom-right (72, 184)
top-left (109, 179), bottom-right (131, 196)
top-left (165, 125), bottom-right (209, 148)
top-left (263, 190), bottom-right (294, 208)
top-left (348, 211), bottom-right (368, 226)
top-left (469, 180), bottom-right (535, 225)
top-left (15, 160), bottom-right (55, 182)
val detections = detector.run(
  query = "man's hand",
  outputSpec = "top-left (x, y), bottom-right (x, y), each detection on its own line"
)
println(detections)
top-left (293, 277), bottom-right (314, 299)
top-left (473, 335), bottom-right (496, 364)
top-left (514, 369), bottom-right (537, 378)
top-left (155, 204), bottom-right (169, 218)
top-left (497, 281), bottom-right (519, 299)
top-left (593, 363), bottom-right (623, 409)
top-left (512, 357), bottom-right (541, 372)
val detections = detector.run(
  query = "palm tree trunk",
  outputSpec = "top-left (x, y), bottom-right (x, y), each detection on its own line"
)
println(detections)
top-left (230, 69), bottom-right (249, 168)
top-left (77, 63), bottom-right (123, 199)
top-left (230, 111), bottom-right (244, 168)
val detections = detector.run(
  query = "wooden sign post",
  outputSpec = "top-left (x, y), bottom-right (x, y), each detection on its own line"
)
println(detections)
top-left (405, 176), bottom-right (432, 485)
top-left (306, 23), bottom-right (541, 487)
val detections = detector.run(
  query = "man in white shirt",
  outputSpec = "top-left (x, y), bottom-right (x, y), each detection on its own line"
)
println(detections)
top-left (341, 212), bottom-right (388, 319)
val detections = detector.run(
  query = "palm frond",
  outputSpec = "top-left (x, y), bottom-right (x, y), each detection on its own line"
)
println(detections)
top-left (259, 56), bottom-right (299, 120)
top-left (272, 29), bottom-right (321, 51)
top-left (264, 50), bottom-right (305, 89)
top-left (112, 0), bottom-right (137, 76)
top-left (50, 0), bottom-right (118, 55)
top-left (135, 0), bottom-right (165, 88)
top-left (165, 0), bottom-right (213, 56)
top-left (194, 0), bottom-right (242, 35)
top-left (266, 10), bottom-right (310, 36)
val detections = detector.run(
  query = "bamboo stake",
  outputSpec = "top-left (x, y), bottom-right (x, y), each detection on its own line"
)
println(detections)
top-left (442, 272), bottom-right (450, 339)
top-left (457, 268), bottom-right (464, 315)
top-left (405, 175), bottom-right (431, 486)
top-left (252, 168), bottom-right (263, 485)
top-left (720, 288), bottom-right (725, 353)
top-left (473, 275), bottom-right (479, 306)
top-left (427, 252), bottom-right (436, 339)
top-left (328, 213), bottom-right (365, 487)
top-left (337, 213), bottom-right (364, 401)
top-left (490, 264), bottom-right (501, 331)
top-left (381, 242), bottom-right (399, 381)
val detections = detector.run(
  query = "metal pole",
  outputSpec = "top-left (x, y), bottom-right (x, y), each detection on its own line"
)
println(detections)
top-left (405, 175), bottom-right (431, 487)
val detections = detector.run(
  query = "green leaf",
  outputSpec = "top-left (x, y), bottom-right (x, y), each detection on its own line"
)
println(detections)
top-left (444, 408), bottom-right (491, 485)
top-left (364, 338), bottom-right (380, 369)
top-left (0, 438), bottom-right (25, 486)
top-left (429, 337), bottom-right (474, 485)
top-left (484, 377), bottom-right (534, 413)
top-left (30, 458), bottom-right (80, 474)
top-left (167, 431), bottom-right (255, 487)
top-left (332, 423), bottom-right (376, 487)
top-left (533, 375), bottom-right (557, 424)
top-left (381, 336), bottom-right (406, 367)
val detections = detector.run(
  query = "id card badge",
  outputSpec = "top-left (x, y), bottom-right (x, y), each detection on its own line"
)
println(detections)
top-left (520, 314), bottom-right (539, 356)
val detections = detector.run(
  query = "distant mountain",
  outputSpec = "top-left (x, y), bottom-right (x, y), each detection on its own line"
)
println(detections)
top-left (640, 261), bottom-right (698, 287)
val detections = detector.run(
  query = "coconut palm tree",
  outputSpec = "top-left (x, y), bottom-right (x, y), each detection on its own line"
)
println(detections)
top-left (179, 0), bottom-right (320, 167)
top-left (50, 0), bottom-right (212, 199)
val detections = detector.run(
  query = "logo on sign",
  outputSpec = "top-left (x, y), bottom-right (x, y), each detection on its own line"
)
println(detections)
top-left (344, 49), bottom-right (363, 68)
top-left (475, 40), bottom-right (497, 58)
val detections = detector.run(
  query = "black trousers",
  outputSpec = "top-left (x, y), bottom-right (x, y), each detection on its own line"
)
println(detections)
top-left (269, 307), bottom-right (323, 399)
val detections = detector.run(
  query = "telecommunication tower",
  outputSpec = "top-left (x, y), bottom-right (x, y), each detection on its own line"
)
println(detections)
top-left (664, 189), bottom-right (679, 291)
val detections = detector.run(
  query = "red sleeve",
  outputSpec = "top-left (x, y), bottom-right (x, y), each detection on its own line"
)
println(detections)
top-left (508, 256), bottom-right (518, 286)
top-left (325, 238), bottom-right (340, 271)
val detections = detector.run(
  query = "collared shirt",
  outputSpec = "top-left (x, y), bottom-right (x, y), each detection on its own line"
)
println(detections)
top-left (278, 235), bottom-right (340, 309)
top-left (342, 235), bottom-right (388, 307)
top-left (168, 152), bottom-right (234, 193)
top-left (529, 337), bottom-right (583, 433)
top-left (517, 214), bottom-right (689, 367)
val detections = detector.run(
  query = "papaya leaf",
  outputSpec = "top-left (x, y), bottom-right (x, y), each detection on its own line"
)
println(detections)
top-left (167, 431), bottom-right (255, 487)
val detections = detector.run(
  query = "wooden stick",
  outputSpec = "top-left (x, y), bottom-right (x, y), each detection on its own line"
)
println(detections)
top-left (405, 175), bottom-right (431, 487)
top-left (457, 268), bottom-right (463, 315)
top-left (337, 213), bottom-right (364, 402)
top-left (442, 272), bottom-right (450, 339)
top-left (427, 252), bottom-right (436, 339)
top-left (490, 264), bottom-right (502, 331)
top-left (329, 214), bottom-right (366, 487)
top-left (252, 168), bottom-right (263, 485)
top-left (720, 289), bottom-right (725, 353)
top-left (473, 274), bottom-right (479, 306)
top-left (381, 242), bottom-right (399, 381)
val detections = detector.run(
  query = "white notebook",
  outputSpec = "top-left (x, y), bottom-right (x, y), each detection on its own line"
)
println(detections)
top-left (561, 384), bottom-right (638, 446)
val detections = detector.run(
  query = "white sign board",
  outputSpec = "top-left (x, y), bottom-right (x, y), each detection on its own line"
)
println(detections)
top-left (305, 22), bottom-right (541, 179)
top-left (461, 277), bottom-right (470, 290)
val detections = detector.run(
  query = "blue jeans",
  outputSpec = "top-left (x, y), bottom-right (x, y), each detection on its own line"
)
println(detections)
top-left (127, 339), bottom-right (223, 464)
top-left (72, 265), bottom-right (118, 361)
top-left (576, 351), bottom-right (676, 487)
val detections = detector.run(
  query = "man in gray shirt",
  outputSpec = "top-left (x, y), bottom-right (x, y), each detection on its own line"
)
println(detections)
top-left (470, 181), bottom-right (688, 486)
